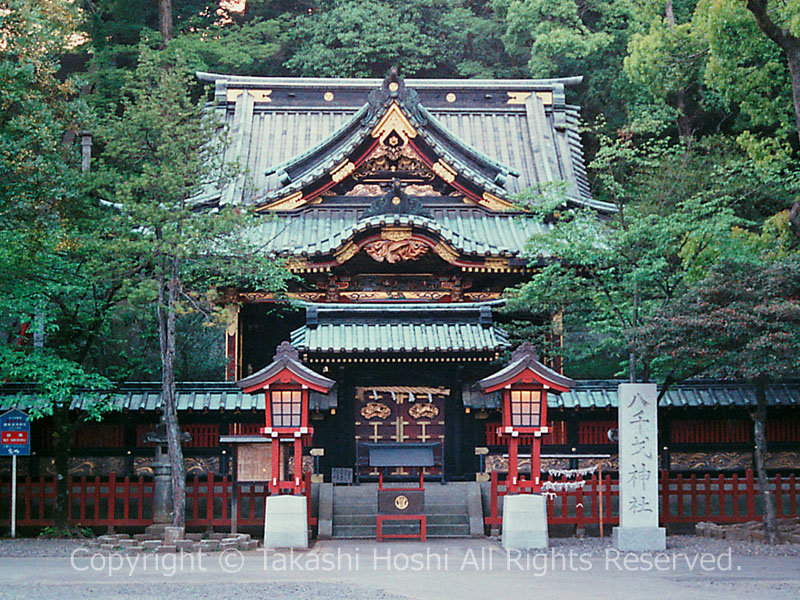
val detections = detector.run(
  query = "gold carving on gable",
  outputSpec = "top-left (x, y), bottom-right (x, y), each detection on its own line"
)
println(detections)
top-left (409, 403), bottom-right (440, 420)
top-left (361, 402), bottom-right (391, 420)
top-left (480, 191), bottom-right (513, 210)
top-left (363, 239), bottom-right (430, 263)
top-left (371, 102), bottom-right (418, 144)
top-left (352, 143), bottom-right (434, 183)
top-left (382, 226), bottom-right (412, 242)
top-left (349, 184), bottom-right (384, 196)
top-left (334, 241), bottom-right (360, 264)
top-left (330, 159), bottom-right (356, 183)
top-left (432, 160), bottom-right (457, 183)
top-left (404, 184), bottom-right (439, 195)
top-left (433, 241), bottom-right (459, 264)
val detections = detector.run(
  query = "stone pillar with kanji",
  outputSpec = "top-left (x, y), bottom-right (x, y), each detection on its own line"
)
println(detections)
top-left (613, 383), bottom-right (666, 551)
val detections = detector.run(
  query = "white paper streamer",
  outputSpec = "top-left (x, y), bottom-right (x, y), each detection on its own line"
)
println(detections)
top-left (543, 465), bottom-right (598, 479)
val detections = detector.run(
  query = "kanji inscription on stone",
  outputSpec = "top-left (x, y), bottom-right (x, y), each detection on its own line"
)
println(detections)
top-left (613, 383), bottom-right (665, 550)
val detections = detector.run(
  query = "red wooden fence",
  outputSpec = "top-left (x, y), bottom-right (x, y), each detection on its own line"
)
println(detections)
top-left (486, 469), bottom-right (800, 529)
top-left (0, 471), bottom-right (315, 529)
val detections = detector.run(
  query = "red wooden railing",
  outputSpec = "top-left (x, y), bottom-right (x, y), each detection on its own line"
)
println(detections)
top-left (0, 471), bottom-right (315, 529)
top-left (486, 469), bottom-right (800, 528)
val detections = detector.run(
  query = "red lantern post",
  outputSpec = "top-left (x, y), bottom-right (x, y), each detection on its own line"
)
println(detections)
top-left (477, 343), bottom-right (573, 493)
top-left (238, 342), bottom-right (335, 494)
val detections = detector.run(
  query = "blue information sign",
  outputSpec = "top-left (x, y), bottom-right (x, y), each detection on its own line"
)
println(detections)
top-left (0, 409), bottom-right (30, 456)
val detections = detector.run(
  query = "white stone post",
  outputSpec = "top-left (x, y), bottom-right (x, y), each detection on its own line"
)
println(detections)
top-left (613, 383), bottom-right (666, 551)
top-left (264, 495), bottom-right (309, 549)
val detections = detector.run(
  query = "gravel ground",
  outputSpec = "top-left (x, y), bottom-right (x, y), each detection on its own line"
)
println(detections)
top-left (0, 537), bottom-right (87, 557)
top-left (2, 534), bottom-right (800, 558)
top-left (547, 534), bottom-right (800, 557)
top-left (0, 536), bottom-right (798, 600)
top-left (0, 582), bottom-right (408, 600)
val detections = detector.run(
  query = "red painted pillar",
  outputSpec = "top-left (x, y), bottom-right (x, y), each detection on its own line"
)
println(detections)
top-left (531, 437), bottom-right (541, 492)
top-left (508, 436), bottom-right (519, 493)
top-left (293, 438), bottom-right (303, 494)
top-left (270, 438), bottom-right (280, 494)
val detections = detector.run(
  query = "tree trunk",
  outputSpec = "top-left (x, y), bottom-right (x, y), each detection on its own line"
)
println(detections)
top-left (158, 256), bottom-right (185, 527)
top-left (784, 44), bottom-right (800, 145)
top-left (753, 377), bottom-right (779, 543)
top-left (158, 0), bottom-right (173, 43)
top-left (51, 407), bottom-right (71, 533)
top-left (664, 0), bottom-right (692, 139)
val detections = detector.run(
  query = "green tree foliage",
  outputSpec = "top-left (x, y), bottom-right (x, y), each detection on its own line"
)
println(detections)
top-left (0, 0), bottom-right (122, 532)
top-left (283, 0), bottom-right (520, 78)
top-left (94, 46), bottom-right (290, 526)
top-left (641, 248), bottom-right (800, 543)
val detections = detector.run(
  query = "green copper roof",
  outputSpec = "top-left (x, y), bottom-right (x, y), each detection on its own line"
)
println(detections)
top-left (247, 207), bottom-right (548, 258)
top-left (198, 72), bottom-right (608, 211)
top-left (291, 321), bottom-right (509, 354)
top-left (2, 380), bottom-right (798, 413)
top-left (290, 302), bottom-right (508, 354)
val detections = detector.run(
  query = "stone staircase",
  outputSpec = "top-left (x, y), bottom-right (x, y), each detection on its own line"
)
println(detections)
top-left (331, 482), bottom-right (474, 539)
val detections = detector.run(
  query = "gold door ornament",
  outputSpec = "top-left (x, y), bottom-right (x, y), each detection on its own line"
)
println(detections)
top-left (361, 402), bottom-right (391, 420)
top-left (409, 403), bottom-right (439, 420)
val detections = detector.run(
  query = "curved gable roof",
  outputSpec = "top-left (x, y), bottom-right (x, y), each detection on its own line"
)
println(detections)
top-left (254, 69), bottom-right (519, 211)
top-left (198, 70), bottom-right (614, 213)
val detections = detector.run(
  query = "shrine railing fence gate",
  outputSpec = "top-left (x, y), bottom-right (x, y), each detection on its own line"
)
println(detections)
top-left (485, 469), bottom-right (800, 529)
top-left (0, 471), bottom-right (316, 531)
top-left (2, 470), bottom-right (798, 532)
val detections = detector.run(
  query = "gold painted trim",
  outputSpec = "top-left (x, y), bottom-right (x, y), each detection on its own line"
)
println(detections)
top-left (330, 159), bottom-right (356, 183)
top-left (226, 89), bottom-right (244, 102)
top-left (507, 91), bottom-right (553, 106)
top-left (334, 240), bottom-right (359, 264)
top-left (480, 191), bottom-right (514, 210)
top-left (248, 89), bottom-right (272, 103)
top-left (381, 226), bottom-right (413, 242)
top-left (433, 240), bottom-right (459, 264)
top-left (259, 190), bottom-right (304, 211)
top-left (371, 102), bottom-right (418, 143)
top-left (432, 160), bottom-right (457, 183)
top-left (484, 256), bottom-right (510, 271)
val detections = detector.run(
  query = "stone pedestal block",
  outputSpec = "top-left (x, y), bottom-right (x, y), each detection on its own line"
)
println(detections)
top-left (612, 526), bottom-right (666, 552)
top-left (264, 495), bottom-right (308, 550)
top-left (164, 526), bottom-right (184, 545)
top-left (501, 494), bottom-right (548, 550)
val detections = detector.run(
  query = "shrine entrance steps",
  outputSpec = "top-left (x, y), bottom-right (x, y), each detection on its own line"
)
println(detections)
top-left (331, 482), bottom-right (475, 539)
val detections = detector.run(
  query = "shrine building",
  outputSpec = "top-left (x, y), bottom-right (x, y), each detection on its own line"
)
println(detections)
top-left (2, 70), bottom-right (800, 487)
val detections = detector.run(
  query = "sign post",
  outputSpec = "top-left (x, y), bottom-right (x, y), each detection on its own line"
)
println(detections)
top-left (613, 384), bottom-right (665, 551)
top-left (1, 410), bottom-right (31, 538)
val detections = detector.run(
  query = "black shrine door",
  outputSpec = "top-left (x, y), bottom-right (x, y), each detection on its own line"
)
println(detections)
top-left (354, 386), bottom-right (447, 476)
